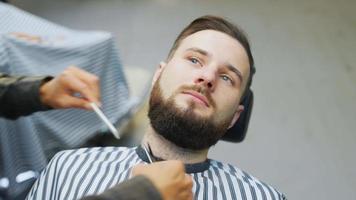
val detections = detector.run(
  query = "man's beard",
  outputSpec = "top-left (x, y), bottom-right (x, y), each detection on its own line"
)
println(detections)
top-left (148, 80), bottom-right (232, 150)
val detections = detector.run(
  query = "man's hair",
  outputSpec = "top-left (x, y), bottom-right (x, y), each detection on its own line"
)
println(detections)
top-left (167, 15), bottom-right (255, 100)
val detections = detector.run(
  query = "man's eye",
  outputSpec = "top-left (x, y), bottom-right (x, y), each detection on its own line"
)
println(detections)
top-left (189, 57), bottom-right (200, 64)
top-left (221, 75), bottom-right (233, 83)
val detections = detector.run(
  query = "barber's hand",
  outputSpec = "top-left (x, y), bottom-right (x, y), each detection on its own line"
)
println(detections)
top-left (40, 66), bottom-right (101, 110)
top-left (132, 160), bottom-right (193, 200)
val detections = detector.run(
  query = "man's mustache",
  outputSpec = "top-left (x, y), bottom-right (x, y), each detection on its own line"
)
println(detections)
top-left (177, 85), bottom-right (215, 108)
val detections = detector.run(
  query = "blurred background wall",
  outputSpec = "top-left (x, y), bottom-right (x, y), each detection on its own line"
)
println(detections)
top-left (9, 0), bottom-right (356, 199)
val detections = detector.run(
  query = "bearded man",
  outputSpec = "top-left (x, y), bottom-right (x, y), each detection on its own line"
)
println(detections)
top-left (27, 15), bottom-right (286, 200)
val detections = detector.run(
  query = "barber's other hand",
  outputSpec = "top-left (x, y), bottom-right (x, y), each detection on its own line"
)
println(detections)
top-left (132, 160), bottom-right (193, 200)
top-left (40, 66), bottom-right (100, 110)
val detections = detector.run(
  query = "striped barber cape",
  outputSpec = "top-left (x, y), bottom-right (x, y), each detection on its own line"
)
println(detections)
top-left (26, 146), bottom-right (286, 200)
top-left (0, 3), bottom-right (138, 198)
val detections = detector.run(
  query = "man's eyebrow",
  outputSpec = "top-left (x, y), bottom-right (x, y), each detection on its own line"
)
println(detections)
top-left (186, 47), bottom-right (211, 57)
top-left (226, 64), bottom-right (243, 83)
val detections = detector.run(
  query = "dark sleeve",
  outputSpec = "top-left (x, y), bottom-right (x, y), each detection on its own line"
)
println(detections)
top-left (0, 73), bottom-right (53, 119)
top-left (81, 175), bottom-right (163, 200)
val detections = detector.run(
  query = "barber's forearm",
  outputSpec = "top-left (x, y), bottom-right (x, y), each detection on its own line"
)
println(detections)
top-left (81, 176), bottom-right (162, 200)
top-left (0, 74), bottom-right (53, 119)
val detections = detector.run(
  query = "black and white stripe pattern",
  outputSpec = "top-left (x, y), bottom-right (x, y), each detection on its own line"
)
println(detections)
top-left (26, 147), bottom-right (286, 200)
top-left (0, 3), bottom-right (138, 197)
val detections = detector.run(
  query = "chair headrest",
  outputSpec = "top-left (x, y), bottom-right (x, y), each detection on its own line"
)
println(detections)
top-left (221, 90), bottom-right (254, 142)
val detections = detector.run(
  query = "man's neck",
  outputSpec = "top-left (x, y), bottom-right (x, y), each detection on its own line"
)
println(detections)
top-left (142, 127), bottom-right (209, 164)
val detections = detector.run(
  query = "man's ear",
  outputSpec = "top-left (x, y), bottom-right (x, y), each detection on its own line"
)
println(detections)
top-left (152, 61), bottom-right (167, 86)
top-left (228, 105), bottom-right (244, 129)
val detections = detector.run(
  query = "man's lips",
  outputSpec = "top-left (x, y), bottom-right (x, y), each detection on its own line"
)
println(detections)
top-left (182, 91), bottom-right (209, 107)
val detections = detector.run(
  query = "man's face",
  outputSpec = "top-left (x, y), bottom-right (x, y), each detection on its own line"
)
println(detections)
top-left (148, 30), bottom-right (250, 150)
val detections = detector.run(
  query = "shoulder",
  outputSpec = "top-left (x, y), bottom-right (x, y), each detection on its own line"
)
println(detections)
top-left (209, 160), bottom-right (287, 199)
top-left (26, 147), bottom-right (139, 199)
top-left (47, 146), bottom-right (136, 168)
top-left (52, 146), bottom-right (133, 158)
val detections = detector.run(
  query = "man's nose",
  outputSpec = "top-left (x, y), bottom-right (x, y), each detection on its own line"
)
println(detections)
top-left (194, 68), bottom-right (216, 91)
